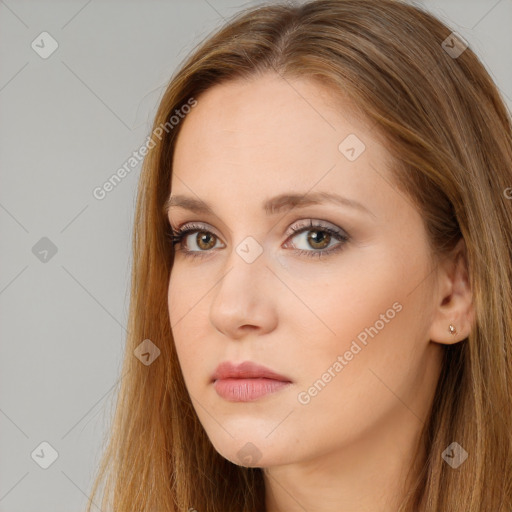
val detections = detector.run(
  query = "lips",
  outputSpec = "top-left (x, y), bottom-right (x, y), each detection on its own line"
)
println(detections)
top-left (211, 360), bottom-right (292, 383)
top-left (211, 361), bottom-right (292, 402)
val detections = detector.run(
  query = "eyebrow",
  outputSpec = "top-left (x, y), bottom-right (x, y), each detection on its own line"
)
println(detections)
top-left (165, 191), bottom-right (375, 218)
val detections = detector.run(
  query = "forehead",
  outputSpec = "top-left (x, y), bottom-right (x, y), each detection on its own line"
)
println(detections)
top-left (170, 73), bottom-right (393, 208)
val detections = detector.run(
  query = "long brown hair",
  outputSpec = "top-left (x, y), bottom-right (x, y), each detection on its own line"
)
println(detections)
top-left (85, 1), bottom-right (512, 510)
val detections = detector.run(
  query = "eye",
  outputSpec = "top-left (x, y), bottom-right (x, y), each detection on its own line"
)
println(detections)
top-left (284, 219), bottom-right (349, 259)
top-left (168, 222), bottom-right (224, 259)
top-left (168, 220), bottom-right (349, 260)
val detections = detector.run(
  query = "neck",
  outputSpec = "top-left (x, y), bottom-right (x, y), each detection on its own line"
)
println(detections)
top-left (263, 405), bottom-right (427, 512)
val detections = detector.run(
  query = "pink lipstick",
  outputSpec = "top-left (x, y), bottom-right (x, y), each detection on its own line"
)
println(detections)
top-left (211, 361), bottom-right (292, 402)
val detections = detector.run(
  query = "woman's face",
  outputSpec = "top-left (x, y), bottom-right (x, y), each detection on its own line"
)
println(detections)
top-left (167, 73), bottom-right (444, 469)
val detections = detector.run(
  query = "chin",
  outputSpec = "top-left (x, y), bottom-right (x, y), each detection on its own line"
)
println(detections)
top-left (206, 431), bottom-right (294, 468)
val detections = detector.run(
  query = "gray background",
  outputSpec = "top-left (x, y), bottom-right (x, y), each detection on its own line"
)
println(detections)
top-left (0, 0), bottom-right (510, 511)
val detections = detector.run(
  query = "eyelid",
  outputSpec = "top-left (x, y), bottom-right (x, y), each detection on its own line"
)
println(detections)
top-left (172, 221), bottom-right (226, 247)
top-left (284, 219), bottom-right (348, 239)
top-left (170, 219), bottom-right (349, 254)
top-left (171, 219), bottom-right (347, 241)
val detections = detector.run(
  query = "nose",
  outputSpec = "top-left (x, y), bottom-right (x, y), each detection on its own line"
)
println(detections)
top-left (209, 243), bottom-right (278, 340)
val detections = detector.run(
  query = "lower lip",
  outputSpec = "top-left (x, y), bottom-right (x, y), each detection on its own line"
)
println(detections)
top-left (213, 378), bottom-right (291, 402)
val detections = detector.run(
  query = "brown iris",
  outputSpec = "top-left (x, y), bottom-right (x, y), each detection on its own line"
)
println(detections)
top-left (192, 228), bottom-right (332, 252)
top-left (196, 231), bottom-right (216, 250)
top-left (307, 229), bottom-right (331, 250)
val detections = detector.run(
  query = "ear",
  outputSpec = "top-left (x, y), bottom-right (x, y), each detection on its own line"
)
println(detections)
top-left (428, 238), bottom-right (475, 345)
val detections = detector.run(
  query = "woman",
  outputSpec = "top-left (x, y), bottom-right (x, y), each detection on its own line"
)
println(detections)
top-left (86, 0), bottom-right (512, 510)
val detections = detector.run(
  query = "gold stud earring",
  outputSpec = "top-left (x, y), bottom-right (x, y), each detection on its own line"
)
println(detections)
top-left (448, 324), bottom-right (457, 335)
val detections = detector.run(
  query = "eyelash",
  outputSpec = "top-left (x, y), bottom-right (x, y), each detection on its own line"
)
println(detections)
top-left (166, 220), bottom-right (349, 260)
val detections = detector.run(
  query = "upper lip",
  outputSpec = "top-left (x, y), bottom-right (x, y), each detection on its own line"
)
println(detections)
top-left (211, 361), bottom-right (292, 382)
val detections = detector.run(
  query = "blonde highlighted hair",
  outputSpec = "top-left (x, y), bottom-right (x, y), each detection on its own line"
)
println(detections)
top-left (86, 1), bottom-right (512, 510)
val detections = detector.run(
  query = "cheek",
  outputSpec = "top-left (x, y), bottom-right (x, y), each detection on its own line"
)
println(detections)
top-left (168, 268), bottom-right (223, 394)
top-left (287, 286), bottom-right (400, 390)
top-left (288, 303), bottom-right (426, 447)
top-left (167, 272), bottom-right (202, 371)
top-left (279, 257), bottom-right (401, 338)
top-left (286, 251), bottom-right (430, 383)
top-left (168, 269), bottom-right (202, 326)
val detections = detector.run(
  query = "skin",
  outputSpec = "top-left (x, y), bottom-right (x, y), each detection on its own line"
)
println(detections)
top-left (167, 72), bottom-right (474, 512)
